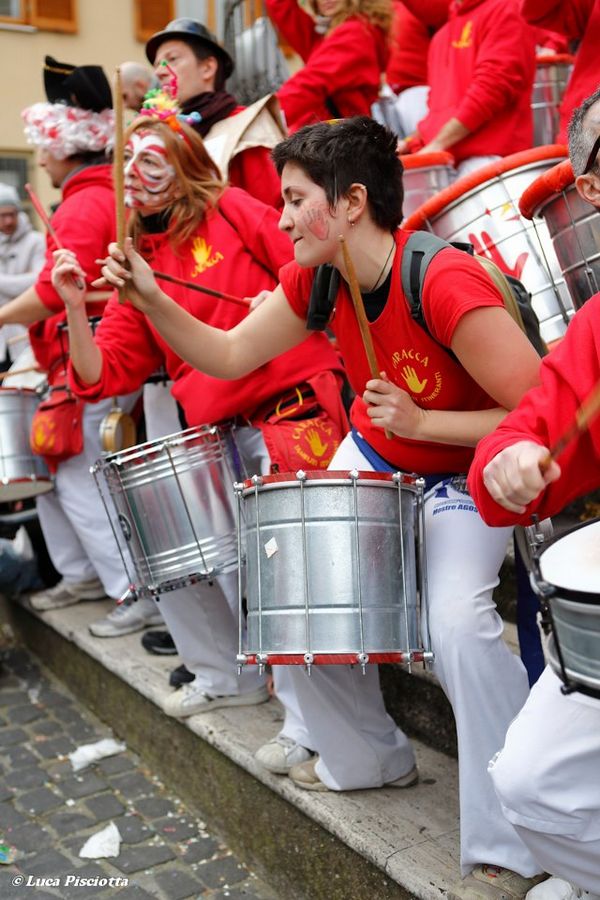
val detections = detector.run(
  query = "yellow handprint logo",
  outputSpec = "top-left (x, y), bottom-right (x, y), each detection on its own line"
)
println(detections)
top-left (306, 428), bottom-right (328, 458)
top-left (401, 366), bottom-right (427, 394)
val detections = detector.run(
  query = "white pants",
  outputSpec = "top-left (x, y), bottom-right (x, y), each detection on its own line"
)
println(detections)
top-left (36, 395), bottom-right (138, 599)
top-left (149, 425), bottom-right (276, 699)
top-left (490, 666), bottom-right (600, 891)
top-left (455, 155), bottom-right (502, 179)
top-left (142, 381), bottom-right (181, 441)
top-left (278, 433), bottom-right (538, 876)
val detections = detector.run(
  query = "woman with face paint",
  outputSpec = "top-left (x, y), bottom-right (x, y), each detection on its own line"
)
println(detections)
top-left (265, 0), bottom-right (392, 132)
top-left (77, 116), bottom-right (550, 895)
top-left (51, 113), bottom-right (348, 723)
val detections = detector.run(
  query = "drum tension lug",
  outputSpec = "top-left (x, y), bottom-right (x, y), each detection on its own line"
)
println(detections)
top-left (303, 652), bottom-right (314, 676)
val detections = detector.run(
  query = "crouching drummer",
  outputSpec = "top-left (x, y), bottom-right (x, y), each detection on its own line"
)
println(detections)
top-left (50, 101), bottom-right (348, 723)
top-left (467, 89), bottom-right (600, 900)
top-left (88, 115), bottom-right (547, 894)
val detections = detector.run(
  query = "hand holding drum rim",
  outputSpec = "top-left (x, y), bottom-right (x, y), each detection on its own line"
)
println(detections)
top-left (482, 440), bottom-right (561, 514)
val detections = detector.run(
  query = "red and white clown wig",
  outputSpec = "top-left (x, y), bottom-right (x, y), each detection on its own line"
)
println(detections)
top-left (21, 102), bottom-right (114, 159)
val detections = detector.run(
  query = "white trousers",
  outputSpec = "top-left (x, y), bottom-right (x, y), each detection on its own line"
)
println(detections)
top-left (490, 666), bottom-right (600, 891)
top-left (142, 381), bottom-right (181, 441)
top-left (277, 433), bottom-right (538, 876)
top-left (36, 395), bottom-right (138, 599)
top-left (394, 85), bottom-right (430, 138)
top-left (455, 155), bottom-right (502, 179)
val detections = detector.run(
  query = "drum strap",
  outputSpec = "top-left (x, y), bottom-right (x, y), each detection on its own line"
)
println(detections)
top-left (350, 428), bottom-right (457, 491)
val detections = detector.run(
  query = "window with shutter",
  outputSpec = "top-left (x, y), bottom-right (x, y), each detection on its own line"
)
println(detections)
top-left (134, 0), bottom-right (174, 43)
top-left (30, 0), bottom-right (78, 33)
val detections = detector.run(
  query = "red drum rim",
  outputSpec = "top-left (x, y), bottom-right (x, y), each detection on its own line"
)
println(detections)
top-left (400, 151), bottom-right (455, 170)
top-left (535, 53), bottom-right (575, 66)
top-left (519, 159), bottom-right (575, 220)
top-left (401, 144), bottom-right (568, 231)
top-left (241, 651), bottom-right (428, 666)
top-left (0, 386), bottom-right (41, 395)
top-left (240, 469), bottom-right (420, 489)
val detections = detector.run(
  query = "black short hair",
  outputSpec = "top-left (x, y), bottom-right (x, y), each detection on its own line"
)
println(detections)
top-left (272, 117), bottom-right (404, 230)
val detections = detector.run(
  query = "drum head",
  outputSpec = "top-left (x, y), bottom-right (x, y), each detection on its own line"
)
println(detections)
top-left (539, 519), bottom-right (600, 593)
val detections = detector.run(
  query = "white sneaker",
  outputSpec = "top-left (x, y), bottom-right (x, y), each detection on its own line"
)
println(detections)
top-left (527, 878), bottom-right (600, 900)
top-left (163, 683), bottom-right (270, 718)
top-left (30, 577), bottom-right (107, 611)
top-left (447, 865), bottom-right (546, 900)
top-left (255, 734), bottom-right (314, 774)
top-left (89, 595), bottom-right (163, 638)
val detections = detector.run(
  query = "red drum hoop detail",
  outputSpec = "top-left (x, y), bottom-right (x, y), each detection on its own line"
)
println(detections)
top-left (519, 160), bottom-right (575, 220)
top-left (401, 144), bottom-right (568, 231)
top-left (535, 53), bottom-right (575, 66)
top-left (400, 151), bottom-right (455, 170)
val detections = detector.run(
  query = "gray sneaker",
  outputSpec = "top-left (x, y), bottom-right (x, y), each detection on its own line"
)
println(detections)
top-left (30, 577), bottom-right (107, 611)
top-left (255, 735), bottom-right (314, 774)
top-left (89, 596), bottom-right (163, 638)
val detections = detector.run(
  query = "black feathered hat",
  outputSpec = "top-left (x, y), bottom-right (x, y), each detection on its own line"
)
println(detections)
top-left (43, 56), bottom-right (113, 111)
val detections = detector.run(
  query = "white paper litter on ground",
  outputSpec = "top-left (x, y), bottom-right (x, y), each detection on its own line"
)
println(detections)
top-left (79, 821), bottom-right (121, 859)
top-left (68, 738), bottom-right (126, 772)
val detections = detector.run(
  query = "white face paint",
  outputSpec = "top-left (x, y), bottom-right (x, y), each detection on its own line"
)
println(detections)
top-left (124, 130), bottom-right (176, 213)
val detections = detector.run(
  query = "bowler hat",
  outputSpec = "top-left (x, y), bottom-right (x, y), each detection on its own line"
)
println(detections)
top-left (145, 18), bottom-right (234, 80)
top-left (44, 56), bottom-right (112, 111)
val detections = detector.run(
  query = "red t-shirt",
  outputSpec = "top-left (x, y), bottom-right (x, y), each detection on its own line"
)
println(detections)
top-left (280, 230), bottom-right (504, 474)
top-left (70, 187), bottom-right (343, 425)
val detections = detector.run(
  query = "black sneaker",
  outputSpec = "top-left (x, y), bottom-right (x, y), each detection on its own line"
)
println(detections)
top-left (141, 630), bottom-right (177, 655)
top-left (169, 664), bottom-right (196, 689)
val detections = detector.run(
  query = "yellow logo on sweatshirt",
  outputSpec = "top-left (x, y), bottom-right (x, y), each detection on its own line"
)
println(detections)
top-left (190, 236), bottom-right (224, 276)
top-left (452, 21), bottom-right (473, 49)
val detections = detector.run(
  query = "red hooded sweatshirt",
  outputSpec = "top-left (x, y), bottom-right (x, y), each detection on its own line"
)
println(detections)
top-left (30, 163), bottom-right (114, 383)
top-left (266, 0), bottom-right (389, 131)
top-left (521, 0), bottom-right (600, 144)
top-left (418, 0), bottom-right (536, 162)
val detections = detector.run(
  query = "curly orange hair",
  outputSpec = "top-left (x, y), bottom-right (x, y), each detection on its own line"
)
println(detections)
top-left (307, 0), bottom-right (393, 33)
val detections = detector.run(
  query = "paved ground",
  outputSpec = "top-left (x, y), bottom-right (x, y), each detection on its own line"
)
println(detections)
top-left (0, 646), bottom-right (279, 900)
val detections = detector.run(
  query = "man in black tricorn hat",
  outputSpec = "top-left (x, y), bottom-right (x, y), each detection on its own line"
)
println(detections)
top-left (145, 17), bottom-right (285, 209)
top-left (0, 58), bottom-right (159, 634)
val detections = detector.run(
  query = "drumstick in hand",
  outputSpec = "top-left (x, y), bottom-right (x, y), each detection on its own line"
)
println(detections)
top-left (339, 236), bottom-right (392, 439)
top-left (540, 380), bottom-right (600, 472)
top-left (151, 271), bottom-right (251, 309)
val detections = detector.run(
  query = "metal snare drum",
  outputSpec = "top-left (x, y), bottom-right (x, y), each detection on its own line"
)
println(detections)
top-left (236, 470), bottom-right (432, 671)
top-left (93, 424), bottom-right (241, 596)
top-left (400, 152), bottom-right (455, 222)
top-left (532, 519), bottom-right (600, 699)
top-left (0, 387), bottom-right (53, 501)
top-left (520, 159), bottom-right (600, 312)
top-left (402, 147), bottom-right (574, 346)
top-left (531, 54), bottom-right (574, 148)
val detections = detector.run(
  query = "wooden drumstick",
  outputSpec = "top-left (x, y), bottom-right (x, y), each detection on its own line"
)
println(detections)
top-left (540, 380), bottom-right (600, 472)
top-left (0, 366), bottom-right (41, 381)
top-left (114, 67), bottom-right (127, 305)
top-left (339, 236), bottom-right (392, 440)
top-left (25, 183), bottom-right (86, 291)
top-left (151, 270), bottom-right (251, 309)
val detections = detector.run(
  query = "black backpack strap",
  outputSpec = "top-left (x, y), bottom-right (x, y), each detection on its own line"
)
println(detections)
top-left (401, 232), bottom-right (453, 335)
top-left (306, 264), bottom-right (340, 330)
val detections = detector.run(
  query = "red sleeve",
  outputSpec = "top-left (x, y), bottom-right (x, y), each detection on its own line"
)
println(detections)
top-left (276, 19), bottom-right (383, 124)
top-left (265, 0), bottom-right (318, 61)
top-left (217, 187), bottom-right (293, 275)
top-left (519, 0), bottom-right (593, 37)
top-left (468, 298), bottom-right (600, 524)
top-left (279, 260), bottom-right (315, 320)
top-left (35, 192), bottom-right (114, 312)
top-left (228, 146), bottom-right (282, 210)
top-left (455, 7), bottom-right (537, 133)
top-left (399, 0), bottom-right (450, 28)
top-left (69, 296), bottom-right (163, 400)
top-left (421, 248), bottom-right (505, 348)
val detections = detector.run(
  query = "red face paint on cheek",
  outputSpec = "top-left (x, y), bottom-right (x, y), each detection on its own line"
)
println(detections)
top-left (300, 202), bottom-right (331, 241)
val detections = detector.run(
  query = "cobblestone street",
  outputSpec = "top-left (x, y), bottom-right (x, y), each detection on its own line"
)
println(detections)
top-left (0, 646), bottom-right (279, 900)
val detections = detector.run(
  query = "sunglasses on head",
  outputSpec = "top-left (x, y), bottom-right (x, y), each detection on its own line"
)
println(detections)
top-left (583, 133), bottom-right (600, 175)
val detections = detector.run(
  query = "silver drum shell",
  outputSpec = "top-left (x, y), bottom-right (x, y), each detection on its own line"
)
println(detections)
top-left (99, 425), bottom-right (241, 594)
top-left (240, 473), bottom-right (426, 659)
top-left (0, 387), bottom-right (53, 502)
